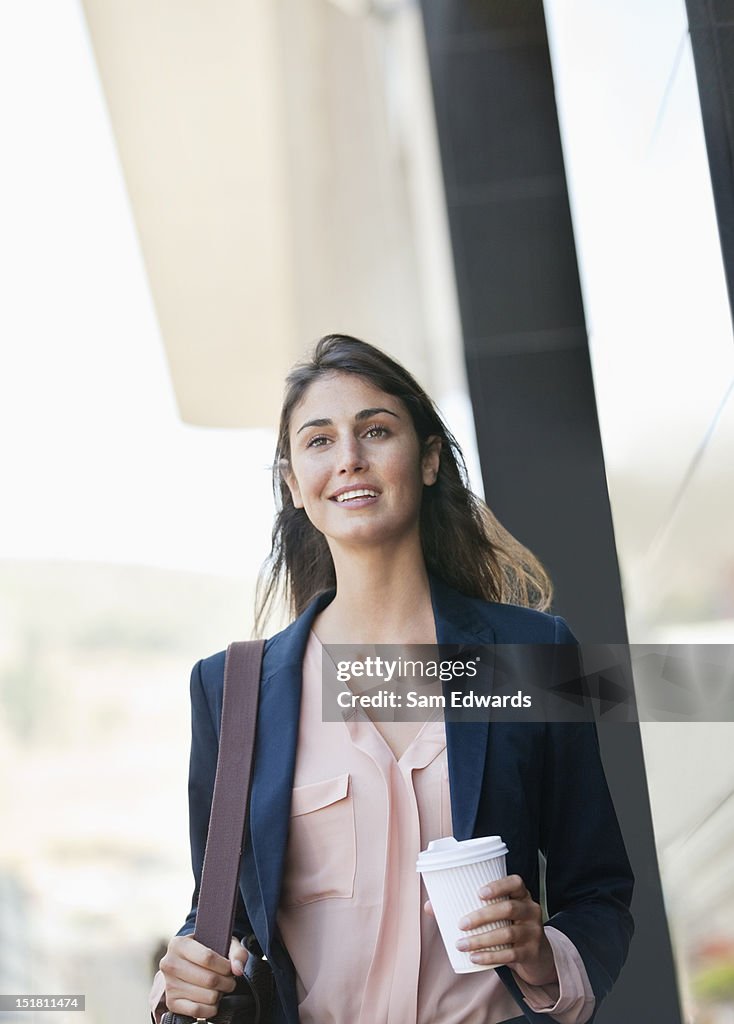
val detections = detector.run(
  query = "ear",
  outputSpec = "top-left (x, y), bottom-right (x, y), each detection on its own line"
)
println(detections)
top-left (279, 458), bottom-right (304, 509)
top-left (421, 436), bottom-right (442, 486)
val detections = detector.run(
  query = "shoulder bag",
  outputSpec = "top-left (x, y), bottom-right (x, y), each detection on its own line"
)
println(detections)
top-left (161, 640), bottom-right (275, 1024)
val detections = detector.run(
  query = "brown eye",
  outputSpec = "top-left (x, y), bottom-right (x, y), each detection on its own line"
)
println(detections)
top-left (364, 424), bottom-right (389, 439)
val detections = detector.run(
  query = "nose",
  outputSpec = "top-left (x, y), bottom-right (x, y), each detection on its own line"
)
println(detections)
top-left (337, 434), bottom-right (368, 475)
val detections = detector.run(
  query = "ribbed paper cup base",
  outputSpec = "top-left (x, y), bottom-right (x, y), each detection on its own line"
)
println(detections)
top-left (420, 854), bottom-right (510, 974)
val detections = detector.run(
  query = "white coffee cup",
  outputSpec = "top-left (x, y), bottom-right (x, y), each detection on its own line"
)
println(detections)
top-left (416, 835), bottom-right (511, 973)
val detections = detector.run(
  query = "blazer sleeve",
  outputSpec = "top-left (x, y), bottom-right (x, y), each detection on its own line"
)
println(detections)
top-left (539, 616), bottom-right (635, 1010)
top-left (176, 658), bottom-right (253, 943)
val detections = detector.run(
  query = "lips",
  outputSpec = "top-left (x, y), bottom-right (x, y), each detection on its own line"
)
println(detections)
top-left (330, 486), bottom-right (380, 503)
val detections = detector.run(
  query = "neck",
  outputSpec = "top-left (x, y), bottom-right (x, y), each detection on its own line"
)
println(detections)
top-left (316, 537), bottom-right (437, 644)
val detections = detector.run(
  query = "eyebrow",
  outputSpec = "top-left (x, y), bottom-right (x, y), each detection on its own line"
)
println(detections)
top-left (296, 407), bottom-right (401, 434)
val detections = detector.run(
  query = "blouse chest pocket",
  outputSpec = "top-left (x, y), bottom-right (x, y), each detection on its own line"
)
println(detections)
top-left (281, 773), bottom-right (356, 908)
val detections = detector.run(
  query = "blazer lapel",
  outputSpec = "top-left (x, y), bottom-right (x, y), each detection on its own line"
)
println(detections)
top-left (429, 575), bottom-right (497, 841)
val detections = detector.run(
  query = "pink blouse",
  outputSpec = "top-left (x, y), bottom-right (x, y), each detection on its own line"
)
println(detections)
top-left (275, 631), bottom-right (595, 1024)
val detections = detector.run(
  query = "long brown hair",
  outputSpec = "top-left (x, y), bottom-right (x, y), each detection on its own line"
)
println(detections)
top-left (255, 335), bottom-right (552, 633)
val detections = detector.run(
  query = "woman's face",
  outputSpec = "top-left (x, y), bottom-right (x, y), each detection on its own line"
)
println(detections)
top-left (283, 372), bottom-right (440, 553)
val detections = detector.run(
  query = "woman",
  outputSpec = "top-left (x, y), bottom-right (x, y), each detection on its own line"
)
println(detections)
top-left (151, 335), bottom-right (634, 1024)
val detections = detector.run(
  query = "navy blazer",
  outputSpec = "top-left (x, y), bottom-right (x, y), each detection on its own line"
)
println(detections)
top-left (177, 576), bottom-right (634, 1024)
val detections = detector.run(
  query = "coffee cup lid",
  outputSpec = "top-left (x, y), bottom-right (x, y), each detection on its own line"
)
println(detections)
top-left (416, 835), bottom-right (508, 872)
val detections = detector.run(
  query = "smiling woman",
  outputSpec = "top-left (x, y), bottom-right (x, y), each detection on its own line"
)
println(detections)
top-left (279, 372), bottom-right (439, 578)
top-left (256, 334), bottom-right (553, 638)
top-left (152, 335), bottom-right (634, 1024)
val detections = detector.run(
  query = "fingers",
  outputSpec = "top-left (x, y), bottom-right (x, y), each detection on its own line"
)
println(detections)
top-left (456, 922), bottom-right (516, 955)
top-left (229, 936), bottom-right (249, 978)
top-left (457, 938), bottom-right (517, 968)
top-left (160, 934), bottom-right (238, 1017)
top-left (479, 874), bottom-right (529, 902)
top-left (457, 874), bottom-right (536, 932)
top-left (455, 874), bottom-right (546, 969)
top-left (163, 936), bottom-right (234, 979)
top-left (165, 983), bottom-right (229, 1016)
top-left (458, 921), bottom-right (548, 974)
top-left (458, 895), bottom-right (540, 932)
top-left (422, 874), bottom-right (548, 974)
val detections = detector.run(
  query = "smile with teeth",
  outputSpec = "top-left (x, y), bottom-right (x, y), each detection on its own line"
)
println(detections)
top-left (334, 488), bottom-right (379, 503)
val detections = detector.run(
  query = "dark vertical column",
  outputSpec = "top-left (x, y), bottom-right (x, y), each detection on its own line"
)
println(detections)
top-left (418, 2), bottom-right (683, 1022)
top-left (686, 0), bottom-right (734, 323)
top-left (420, 1), bottom-right (622, 640)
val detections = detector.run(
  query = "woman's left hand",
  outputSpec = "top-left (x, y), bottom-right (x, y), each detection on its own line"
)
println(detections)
top-left (426, 873), bottom-right (558, 988)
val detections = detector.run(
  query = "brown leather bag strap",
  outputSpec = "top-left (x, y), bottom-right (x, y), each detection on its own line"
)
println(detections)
top-left (193, 639), bottom-right (266, 957)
